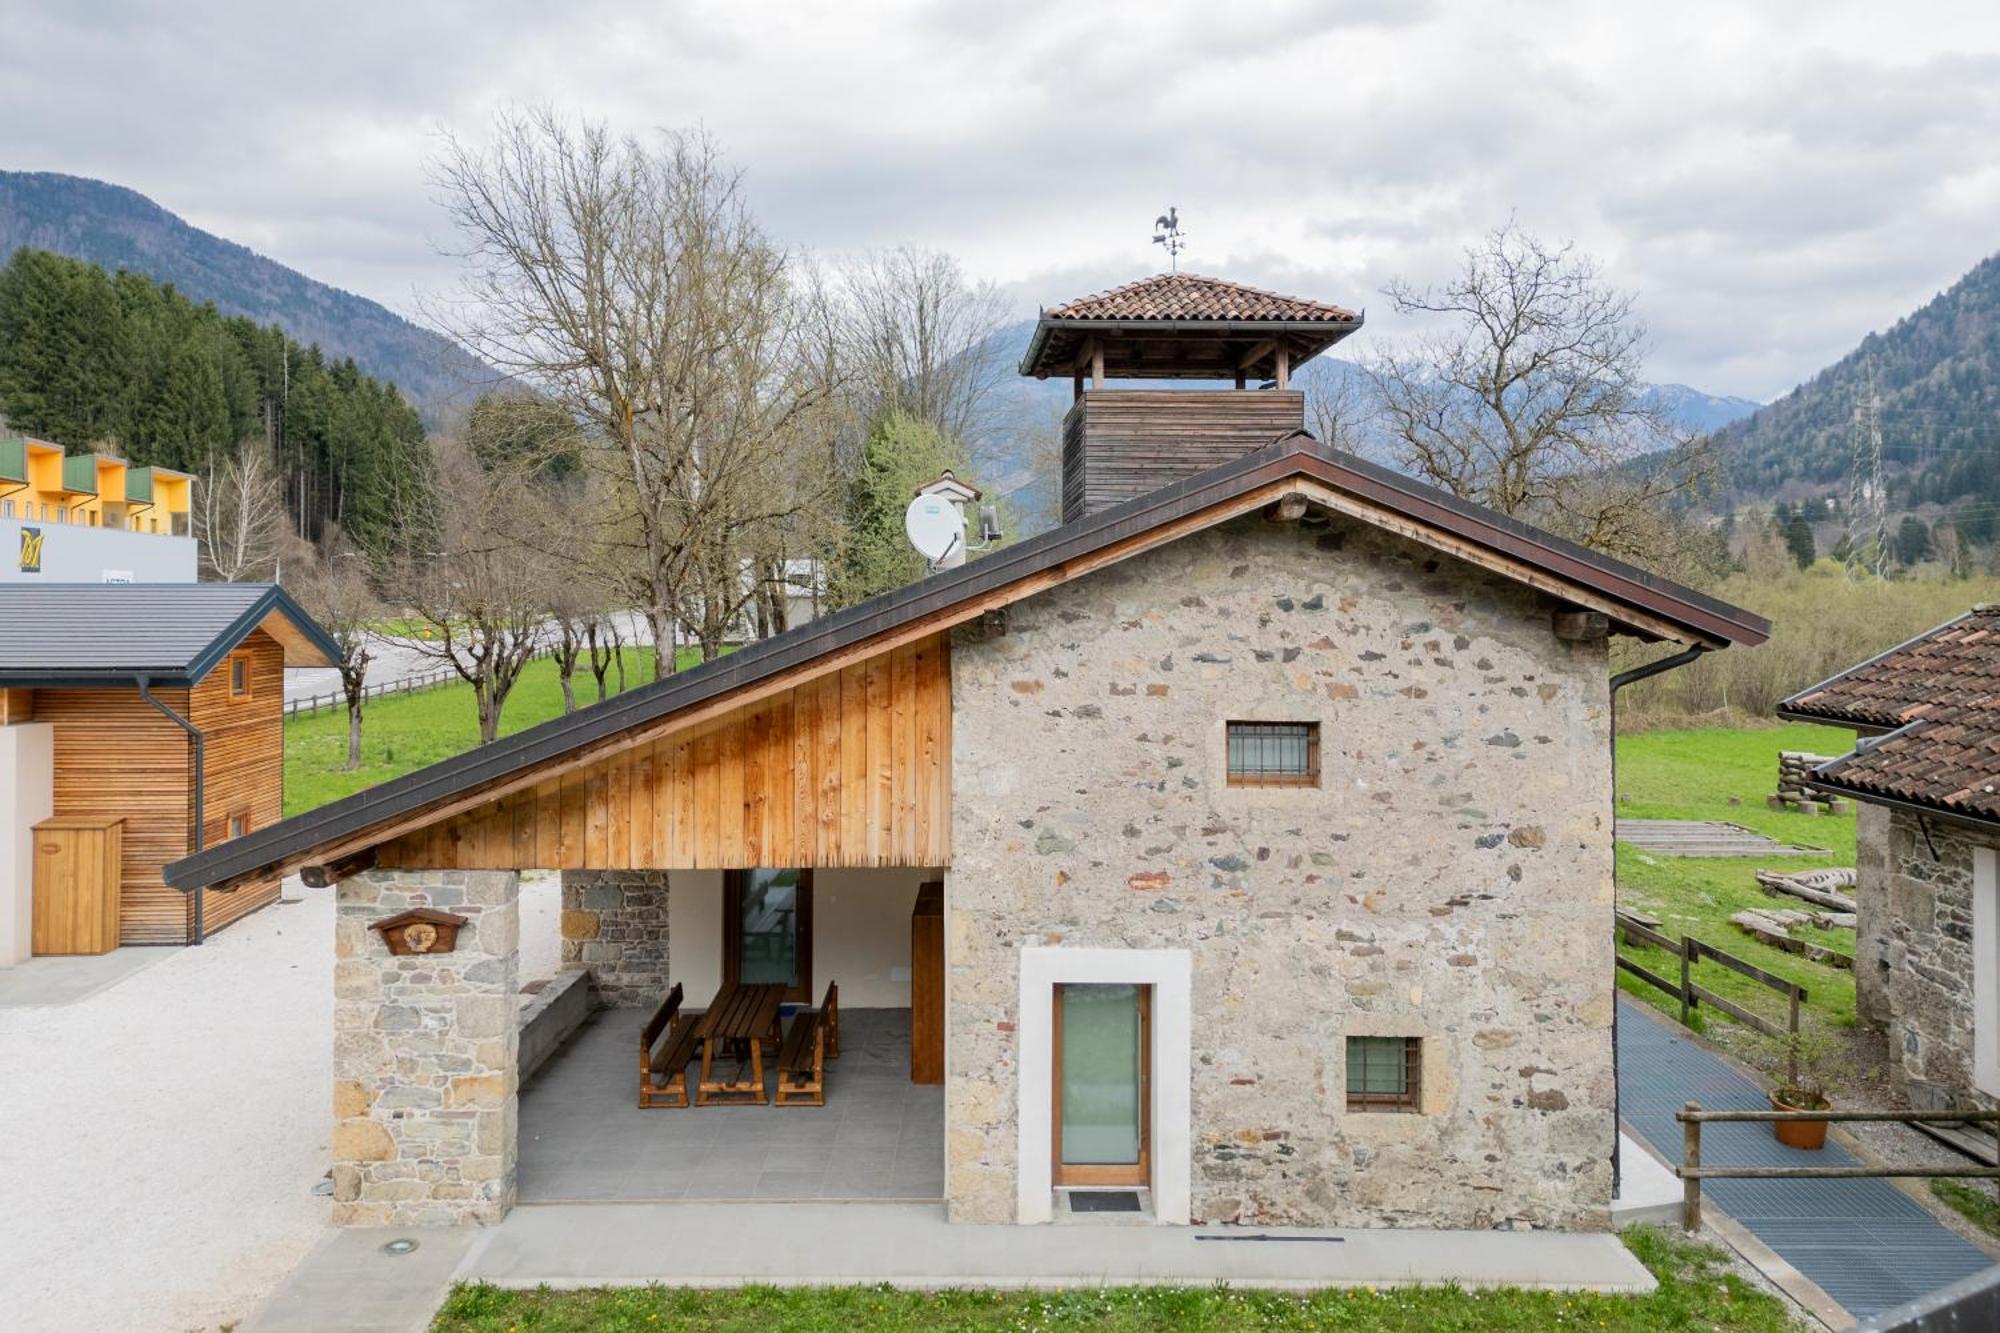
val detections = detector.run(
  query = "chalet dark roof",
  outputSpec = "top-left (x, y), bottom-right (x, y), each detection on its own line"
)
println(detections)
top-left (1780, 606), bottom-right (2000, 826)
top-left (163, 433), bottom-right (1767, 892)
top-left (1020, 273), bottom-right (1363, 380)
top-left (0, 582), bottom-right (339, 686)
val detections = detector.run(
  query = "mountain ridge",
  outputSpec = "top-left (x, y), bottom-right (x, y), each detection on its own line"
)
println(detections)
top-left (0, 170), bottom-right (495, 424)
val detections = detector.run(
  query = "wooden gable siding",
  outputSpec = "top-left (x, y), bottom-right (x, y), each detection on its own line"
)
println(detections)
top-left (34, 683), bottom-right (195, 944)
top-left (376, 633), bottom-right (952, 872)
top-left (188, 629), bottom-right (286, 932)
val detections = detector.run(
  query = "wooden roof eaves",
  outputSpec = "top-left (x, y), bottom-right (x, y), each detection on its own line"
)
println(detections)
top-left (165, 435), bottom-right (1764, 892)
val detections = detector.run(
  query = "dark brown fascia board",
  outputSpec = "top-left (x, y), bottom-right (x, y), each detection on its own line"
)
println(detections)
top-left (1019, 315), bottom-right (1364, 378)
top-left (163, 434), bottom-right (1765, 893)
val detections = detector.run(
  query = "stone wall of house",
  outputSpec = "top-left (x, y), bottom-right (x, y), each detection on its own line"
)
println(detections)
top-left (946, 511), bottom-right (1617, 1229)
top-left (561, 869), bottom-right (671, 1007)
top-left (1854, 802), bottom-right (1895, 1032)
top-left (1872, 810), bottom-right (1998, 1110)
top-left (332, 868), bottom-right (519, 1227)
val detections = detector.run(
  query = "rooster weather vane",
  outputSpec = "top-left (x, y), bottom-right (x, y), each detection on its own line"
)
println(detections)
top-left (1152, 207), bottom-right (1186, 271)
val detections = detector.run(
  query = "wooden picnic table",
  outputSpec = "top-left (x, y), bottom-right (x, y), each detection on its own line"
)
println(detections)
top-left (693, 982), bottom-right (786, 1105)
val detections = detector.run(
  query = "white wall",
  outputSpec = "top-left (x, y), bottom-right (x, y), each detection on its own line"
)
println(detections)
top-left (0, 516), bottom-right (197, 583)
top-left (666, 867), bottom-right (937, 1008)
top-left (0, 723), bottom-right (55, 965)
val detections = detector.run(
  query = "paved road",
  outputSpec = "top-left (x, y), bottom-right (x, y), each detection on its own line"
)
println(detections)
top-left (283, 612), bottom-right (658, 705)
top-left (1617, 996), bottom-right (1996, 1320)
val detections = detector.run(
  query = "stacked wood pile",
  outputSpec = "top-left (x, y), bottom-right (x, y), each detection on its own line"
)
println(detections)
top-left (1769, 751), bottom-right (1851, 815)
top-left (1729, 908), bottom-right (1856, 967)
top-left (1755, 867), bottom-right (1858, 913)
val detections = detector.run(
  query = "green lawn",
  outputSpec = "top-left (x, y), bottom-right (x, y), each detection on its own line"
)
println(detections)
top-left (1614, 723), bottom-right (1862, 1052)
top-left (431, 1229), bottom-right (1790, 1332)
top-left (284, 646), bottom-right (716, 816)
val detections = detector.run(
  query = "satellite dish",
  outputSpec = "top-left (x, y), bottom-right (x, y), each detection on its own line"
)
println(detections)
top-left (905, 493), bottom-right (963, 563)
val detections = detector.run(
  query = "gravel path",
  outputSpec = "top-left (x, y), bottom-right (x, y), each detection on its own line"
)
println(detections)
top-left (0, 873), bottom-right (560, 1332)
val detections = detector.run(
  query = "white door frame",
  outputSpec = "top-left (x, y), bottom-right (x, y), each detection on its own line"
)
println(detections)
top-left (1016, 946), bottom-right (1192, 1224)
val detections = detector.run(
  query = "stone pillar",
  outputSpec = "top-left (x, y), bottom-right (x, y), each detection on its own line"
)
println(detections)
top-left (560, 869), bottom-right (671, 1007)
top-left (332, 868), bottom-right (519, 1227)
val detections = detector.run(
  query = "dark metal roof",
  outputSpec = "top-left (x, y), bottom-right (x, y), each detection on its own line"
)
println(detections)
top-left (0, 582), bottom-right (339, 686)
top-left (1779, 606), bottom-right (2000, 827)
top-left (163, 434), bottom-right (1767, 892)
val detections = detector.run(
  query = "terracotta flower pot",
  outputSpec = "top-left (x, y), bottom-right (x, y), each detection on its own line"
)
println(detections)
top-left (1771, 1088), bottom-right (1830, 1150)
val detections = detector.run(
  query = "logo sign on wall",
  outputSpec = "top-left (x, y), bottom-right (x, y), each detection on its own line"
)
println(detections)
top-left (18, 526), bottom-right (43, 574)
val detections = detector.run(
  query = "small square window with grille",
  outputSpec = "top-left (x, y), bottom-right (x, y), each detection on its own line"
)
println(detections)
top-left (1346, 1036), bottom-right (1421, 1112)
top-left (1225, 721), bottom-right (1319, 787)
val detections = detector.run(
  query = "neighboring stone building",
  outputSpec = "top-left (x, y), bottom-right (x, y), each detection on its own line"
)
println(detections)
top-left (166, 273), bottom-right (1768, 1234)
top-left (1782, 607), bottom-right (2000, 1111)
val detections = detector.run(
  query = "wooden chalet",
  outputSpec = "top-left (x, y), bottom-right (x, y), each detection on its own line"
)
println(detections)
top-left (0, 583), bottom-right (337, 954)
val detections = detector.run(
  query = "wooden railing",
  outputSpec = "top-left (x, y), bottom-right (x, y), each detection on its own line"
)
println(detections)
top-left (283, 645), bottom-right (555, 719)
top-left (1616, 911), bottom-right (1808, 1077)
top-left (1675, 1103), bottom-right (2000, 1231)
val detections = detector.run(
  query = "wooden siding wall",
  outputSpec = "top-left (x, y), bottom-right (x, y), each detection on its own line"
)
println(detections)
top-left (189, 630), bottom-right (286, 932)
top-left (33, 684), bottom-right (194, 944)
top-left (377, 634), bottom-right (952, 872)
top-left (1062, 389), bottom-right (1305, 523)
top-left (28, 629), bottom-right (285, 944)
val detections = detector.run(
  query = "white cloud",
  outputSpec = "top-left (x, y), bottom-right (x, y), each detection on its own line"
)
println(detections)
top-left (2, 0), bottom-right (1996, 399)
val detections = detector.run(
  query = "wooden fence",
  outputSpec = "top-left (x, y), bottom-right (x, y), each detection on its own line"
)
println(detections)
top-left (284, 646), bottom-right (555, 719)
top-left (1616, 910), bottom-right (1808, 1075)
top-left (1676, 1103), bottom-right (2000, 1231)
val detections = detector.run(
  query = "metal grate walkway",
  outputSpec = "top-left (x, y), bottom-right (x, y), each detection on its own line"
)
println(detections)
top-left (1618, 997), bottom-right (1996, 1319)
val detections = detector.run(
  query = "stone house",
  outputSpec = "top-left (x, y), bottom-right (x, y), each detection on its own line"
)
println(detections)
top-left (1781, 607), bottom-right (2000, 1111)
top-left (166, 273), bottom-right (1768, 1231)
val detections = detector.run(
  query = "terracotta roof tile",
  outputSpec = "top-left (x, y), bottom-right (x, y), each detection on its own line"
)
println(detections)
top-left (1045, 273), bottom-right (1358, 323)
top-left (1782, 606), bottom-right (2000, 822)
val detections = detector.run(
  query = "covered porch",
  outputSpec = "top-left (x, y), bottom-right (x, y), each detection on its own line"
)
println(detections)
top-left (520, 1006), bottom-right (943, 1202)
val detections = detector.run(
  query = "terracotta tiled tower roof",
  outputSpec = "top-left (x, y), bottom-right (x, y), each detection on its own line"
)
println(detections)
top-left (1044, 273), bottom-right (1359, 323)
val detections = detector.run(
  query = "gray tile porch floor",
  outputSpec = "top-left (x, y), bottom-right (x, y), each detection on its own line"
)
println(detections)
top-left (519, 1006), bottom-right (944, 1202)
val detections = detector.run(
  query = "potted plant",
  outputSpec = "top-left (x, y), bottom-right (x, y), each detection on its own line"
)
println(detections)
top-left (1767, 1026), bottom-right (1848, 1151)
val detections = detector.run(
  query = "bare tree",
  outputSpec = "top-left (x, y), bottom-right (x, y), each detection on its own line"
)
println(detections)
top-left (1367, 222), bottom-right (1715, 562)
top-left (431, 109), bottom-right (838, 679)
top-left (837, 246), bottom-right (1010, 447)
top-left (196, 440), bottom-right (291, 581)
top-left (394, 439), bottom-right (552, 744)
top-left (292, 529), bottom-right (378, 770)
top-left (1294, 358), bottom-right (1373, 453)
top-left (585, 616), bottom-right (623, 701)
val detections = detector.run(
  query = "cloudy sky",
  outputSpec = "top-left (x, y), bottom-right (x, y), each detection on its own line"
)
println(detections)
top-left (4, 0), bottom-right (1998, 401)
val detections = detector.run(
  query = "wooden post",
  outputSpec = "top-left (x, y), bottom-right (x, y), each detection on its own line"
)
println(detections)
top-left (1787, 987), bottom-right (1801, 1086)
top-left (1089, 340), bottom-right (1105, 388)
top-left (1679, 936), bottom-right (1693, 1026)
top-left (1683, 1103), bottom-right (1702, 1232)
top-left (1072, 372), bottom-right (1084, 402)
top-left (1274, 346), bottom-right (1290, 390)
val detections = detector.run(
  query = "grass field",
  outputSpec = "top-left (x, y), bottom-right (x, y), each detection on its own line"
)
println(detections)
top-left (1614, 722), bottom-right (1862, 1059)
top-left (431, 1229), bottom-right (1790, 1332)
top-left (284, 647), bottom-right (715, 816)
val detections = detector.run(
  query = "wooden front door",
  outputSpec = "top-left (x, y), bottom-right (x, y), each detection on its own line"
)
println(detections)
top-left (723, 869), bottom-right (813, 1004)
top-left (1052, 983), bottom-right (1151, 1187)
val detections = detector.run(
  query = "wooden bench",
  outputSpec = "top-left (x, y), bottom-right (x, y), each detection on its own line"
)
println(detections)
top-left (775, 1005), bottom-right (825, 1107)
top-left (638, 983), bottom-right (693, 1108)
top-left (820, 980), bottom-right (839, 1060)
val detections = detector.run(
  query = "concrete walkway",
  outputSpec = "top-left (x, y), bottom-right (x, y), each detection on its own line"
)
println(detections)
top-left (459, 1200), bottom-right (1656, 1294)
top-left (1617, 997), bottom-right (1998, 1321)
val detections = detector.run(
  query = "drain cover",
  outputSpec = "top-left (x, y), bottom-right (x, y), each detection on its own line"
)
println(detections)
top-left (1069, 1191), bottom-right (1142, 1213)
top-left (380, 1238), bottom-right (420, 1256)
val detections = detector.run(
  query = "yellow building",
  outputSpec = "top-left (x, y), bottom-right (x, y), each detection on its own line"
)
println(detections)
top-left (0, 436), bottom-right (192, 536)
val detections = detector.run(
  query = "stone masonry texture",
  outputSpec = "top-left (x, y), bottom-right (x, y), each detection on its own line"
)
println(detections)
top-left (947, 512), bottom-right (1616, 1229)
top-left (1865, 809), bottom-right (1997, 1110)
top-left (560, 869), bottom-right (671, 1007)
top-left (332, 868), bottom-right (519, 1227)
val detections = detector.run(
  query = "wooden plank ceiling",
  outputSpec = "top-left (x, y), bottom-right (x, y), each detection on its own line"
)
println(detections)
top-left (377, 632), bottom-right (951, 871)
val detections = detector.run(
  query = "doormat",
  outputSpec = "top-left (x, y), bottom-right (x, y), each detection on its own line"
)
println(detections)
top-left (1068, 1191), bottom-right (1143, 1213)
